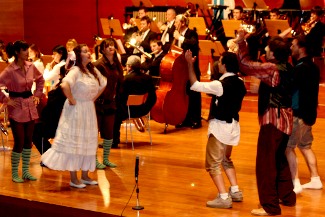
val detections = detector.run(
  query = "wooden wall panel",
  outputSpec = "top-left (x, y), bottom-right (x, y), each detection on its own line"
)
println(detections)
top-left (23, 0), bottom-right (98, 54)
top-left (0, 0), bottom-right (24, 43)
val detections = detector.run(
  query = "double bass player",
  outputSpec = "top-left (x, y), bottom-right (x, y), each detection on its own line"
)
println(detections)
top-left (174, 14), bottom-right (202, 129)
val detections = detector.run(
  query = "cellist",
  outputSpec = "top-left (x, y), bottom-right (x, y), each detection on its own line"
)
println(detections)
top-left (174, 14), bottom-right (202, 129)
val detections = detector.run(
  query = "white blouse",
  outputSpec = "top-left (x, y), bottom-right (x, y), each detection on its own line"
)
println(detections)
top-left (43, 60), bottom-right (66, 88)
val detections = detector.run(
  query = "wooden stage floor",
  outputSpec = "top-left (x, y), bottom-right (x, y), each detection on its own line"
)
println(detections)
top-left (0, 111), bottom-right (324, 217)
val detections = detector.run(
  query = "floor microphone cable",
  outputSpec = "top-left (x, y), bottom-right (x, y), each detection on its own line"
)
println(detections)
top-left (120, 182), bottom-right (137, 216)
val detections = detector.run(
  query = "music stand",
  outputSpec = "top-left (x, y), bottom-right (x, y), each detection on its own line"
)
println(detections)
top-left (132, 0), bottom-right (153, 7)
top-left (115, 39), bottom-right (126, 54)
top-left (242, 0), bottom-right (268, 9)
top-left (199, 40), bottom-right (225, 57)
top-left (150, 21), bottom-right (161, 34)
top-left (264, 19), bottom-right (292, 37)
top-left (221, 20), bottom-right (241, 38)
top-left (199, 40), bottom-right (225, 80)
top-left (100, 18), bottom-right (124, 37)
top-left (134, 19), bottom-right (141, 30)
top-left (189, 17), bottom-right (207, 36)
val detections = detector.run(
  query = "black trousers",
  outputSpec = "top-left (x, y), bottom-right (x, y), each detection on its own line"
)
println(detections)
top-left (10, 119), bottom-right (35, 153)
top-left (183, 79), bottom-right (201, 124)
top-left (32, 122), bottom-right (51, 155)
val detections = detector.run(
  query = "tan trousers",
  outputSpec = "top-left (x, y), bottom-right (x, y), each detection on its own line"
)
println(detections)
top-left (205, 134), bottom-right (234, 176)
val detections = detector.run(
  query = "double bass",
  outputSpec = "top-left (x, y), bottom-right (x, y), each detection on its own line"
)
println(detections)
top-left (151, 11), bottom-right (191, 133)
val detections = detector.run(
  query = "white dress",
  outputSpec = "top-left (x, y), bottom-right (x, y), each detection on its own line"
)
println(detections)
top-left (41, 66), bottom-right (106, 172)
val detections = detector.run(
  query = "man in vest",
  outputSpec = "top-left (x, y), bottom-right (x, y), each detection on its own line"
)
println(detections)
top-left (185, 50), bottom-right (246, 209)
top-left (236, 33), bottom-right (296, 215)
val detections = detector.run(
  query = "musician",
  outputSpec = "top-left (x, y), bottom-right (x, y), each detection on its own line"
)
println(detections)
top-left (113, 55), bottom-right (157, 148)
top-left (141, 39), bottom-right (166, 77)
top-left (174, 14), bottom-right (202, 129)
top-left (259, 8), bottom-right (291, 60)
top-left (43, 45), bottom-right (67, 89)
top-left (305, 6), bottom-right (325, 58)
top-left (134, 16), bottom-right (158, 55)
top-left (123, 7), bottom-right (149, 57)
top-left (269, 8), bottom-right (280, 20)
top-left (123, 20), bottom-right (139, 60)
top-left (127, 6), bottom-right (149, 32)
top-left (138, 6), bottom-right (149, 19)
top-left (267, 8), bottom-right (292, 38)
top-left (232, 5), bottom-right (243, 20)
top-left (160, 8), bottom-right (176, 52)
top-left (66, 38), bottom-right (78, 52)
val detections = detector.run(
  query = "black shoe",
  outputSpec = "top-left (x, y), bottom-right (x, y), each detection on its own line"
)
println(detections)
top-left (40, 162), bottom-right (48, 168)
top-left (279, 199), bottom-right (296, 207)
top-left (191, 122), bottom-right (202, 129)
top-left (175, 121), bottom-right (191, 128)
top-left (112, 139), bottom-right (120, 149)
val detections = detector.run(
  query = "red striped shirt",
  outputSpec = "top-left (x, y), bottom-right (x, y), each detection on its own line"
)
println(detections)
top-left (238, 41), bottom-right (292, 135)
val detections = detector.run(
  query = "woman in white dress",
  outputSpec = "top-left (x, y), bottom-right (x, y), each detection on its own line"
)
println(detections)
top-left (41, 44), bottom-right (107, 188)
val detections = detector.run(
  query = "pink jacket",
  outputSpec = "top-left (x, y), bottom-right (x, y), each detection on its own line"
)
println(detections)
top-left (0, 61), bottom-right (44, 122)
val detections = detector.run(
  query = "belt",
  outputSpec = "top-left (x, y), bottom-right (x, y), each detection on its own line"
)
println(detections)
top-left (9, 91), bottom-right (32, 98)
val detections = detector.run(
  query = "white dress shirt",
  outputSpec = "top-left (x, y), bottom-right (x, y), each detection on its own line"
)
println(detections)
top-left (161, 20), bottom-right (175, 44)
top-left (178, 28), bottom-right (188, 47)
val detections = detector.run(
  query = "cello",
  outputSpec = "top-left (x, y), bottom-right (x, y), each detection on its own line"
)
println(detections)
top-left (151, 11), bottom-right (191, 133)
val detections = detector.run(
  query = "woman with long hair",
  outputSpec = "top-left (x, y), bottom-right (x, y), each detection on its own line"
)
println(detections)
top-left (93, 38), bottom-right (124, 169)
top-left (41, 44), bottom-right (107, 188)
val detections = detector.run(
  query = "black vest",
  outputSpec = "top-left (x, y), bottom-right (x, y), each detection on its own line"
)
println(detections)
top-left (208, 75), bottom-right (247, 123)
top-left (258, 62), bottom-right (294, 117)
